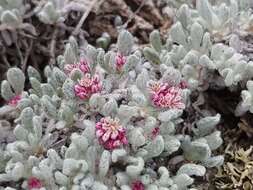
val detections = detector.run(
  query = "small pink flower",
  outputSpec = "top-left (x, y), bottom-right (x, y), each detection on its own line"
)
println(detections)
top-left (115, 53), bottom-right (127, 71)
top-left (27, 177), bottom-right (42, 190)
top-left (64, 63), bottom-right (78, 74)
top-left (131, 180), bottom-right (145, 190)
top-left (78, 59), bottom-right (91, 73)
top-left (96, 117), bottom-right (128, 150)
top-left (151, 127), bottom-right (160, 139)
top-left (64, 59), bottom-right (90, 74)
top-left (74, 73), bottom-right (102, 100)
top-left (7, 94), bottom-right (21, 106)
top-left (179, 80), bottom-right (188, 89)
top-left (148, 81), bottom-right (185, 109)
top-left (148, 81), bottom-right (168, 94)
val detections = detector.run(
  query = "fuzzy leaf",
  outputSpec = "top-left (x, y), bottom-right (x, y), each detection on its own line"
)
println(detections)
top-left (41, 95), bottom-right (57, 118)
top-left (101, 98), bottom-right (118, 117)
top-left (194, 114), bottom-right (221, 137)
top-left (143, 47), bottom-right (161, 65)
top-left (183, 141), bottom-right (211, 161)
top-left (204, 131), bottom-right (223, 150)
top-left (177, 164), bottom-right (206, 177)
top-left (1, 10), bottom-right (20, 27)
top-left (41, 84), bottom-right (55, 97)
top-left (62, 159), bottom-right (78, 176)
top-left (170, 22), bottom-right (187, 46)
top-left (202, 155), bottom-right (224, 168)
top-left (117, 30), bottom-right (133, 56)
top-left (7, 68), bottom-right (25, 94)
top-left (1, 80), bottom-right (15, 101)
top-left (30, 77), bottom-right (42, 97)
top-left (136, 69), bottom-right (149, 92)
top-left (89, 94), bottom-right (106, 112)
top-left (150, 30), bottom-right (162, 53)
top-left (173, 174), bottom-right (194, 189)
top-left (33, 116), bottom-right (42, 139)
top-left (144, 135), bottom-right (164, 159)
top-left (99, 150), bottom-right (111, 178)
top-left (27, 66), bottom-right (41, 81)
top-left (20, 107), bottom-right (34, 129)
top-left (128, 128), bottom-right (146, 149)
top-left (126, 157), bottom-right (144, 178)
top-left (164, 135), bottom-right (181, 155)
top-left (158, 109), bottom-right (183, 122)
top-left (62, 78), bottom-right (75, 99)
top-left (13, 125), bottom-right (28, 141)
top-left (190, 22), bottom-right (204, 50)
top-left (112, 149), bottom-right (127, 163)
top-left (54, 171), bottom-right (69, 186)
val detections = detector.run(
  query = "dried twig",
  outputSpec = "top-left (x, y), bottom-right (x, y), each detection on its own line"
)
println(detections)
top-left (124, 0), bottom-right (146, 28)
top-left (1, 51), bottom-right (11, 68)
top-left (49, 27), bottom-right (58, 66)
top-left (14, 40), bottom-right (24, 67)
top-left (24, 0), bottom-right (46, 19)
top-left (0, 24), bottom-right (14, 31)
top-left (22, 39), bottom-right (34, 71)
top-left (72, 0), bottom-right (97, 36)
top-left (57, 23), bottom-right (89, 37)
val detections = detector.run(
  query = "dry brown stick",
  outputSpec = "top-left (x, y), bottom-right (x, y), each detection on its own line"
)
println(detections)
top-left (14, 40), bottom-right (24, 67)
top-left (49, 27), bottom-right (58, 66)
top-left (124, 0), bottom-right (146, 28)
top-left (22, 39), bottom-right (34, 71)
top-left (57, 23), bottom-right (89, 37)
top-left (0, 24), bottom-right (14, 31)
top-left (24, 0), bottom-right (46, 18)
top-left (72, 0), bottom-right (97, 36)
top-left (1, 54), bottom-right (11, 68)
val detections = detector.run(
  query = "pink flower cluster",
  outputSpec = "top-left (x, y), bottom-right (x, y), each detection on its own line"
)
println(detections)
top-left (74, 73), bottom-right (102, 100)
top-left (179, 80), bottom-right (188, 89)
top-left (151, 127), bottom-right (160, 139)
top-left (27, 177), bottom-right (42, 190)
top-left (96, 117), bottom-right (128, 150)
top-left (131, 180), bottom-right (145, 190)
top-left (115, 53), bottom-right (127, 71)
top-left (148, 81), bottom-right (185, 109)
top-left (8, 94), bottom-right (21, 106)
top-left (64, 59), bottom-right (90, 74)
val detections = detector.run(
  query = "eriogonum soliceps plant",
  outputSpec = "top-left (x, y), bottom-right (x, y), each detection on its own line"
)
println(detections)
top-left (0, 25), bottom-right (225, 190)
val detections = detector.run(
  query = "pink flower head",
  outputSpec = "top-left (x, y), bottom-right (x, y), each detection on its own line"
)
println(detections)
top-left (74, 73), bottom-right (102, 100)
top-left (96, 117), bottom-right (128, 150)
top-left (131, 180), bottom-right (145, 190)
top-left (64, 59), bottom-right (90, 74)
top-left (78, 59), bottom-right (91, 73)
top-left (148, 81), bottom-right (185, 109)
top-left (64, 63), bottom-right (78, 74)
top-left (151, 127), bottom-right (160, 139)
top-left (27, 177), bottom-right (42, 190)
top-left (179, 80), bottom-right (188, 89)
top-left (8, 94), bottom-right (21, 106)
top-left (115, 53), bottom-right (127, 71)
